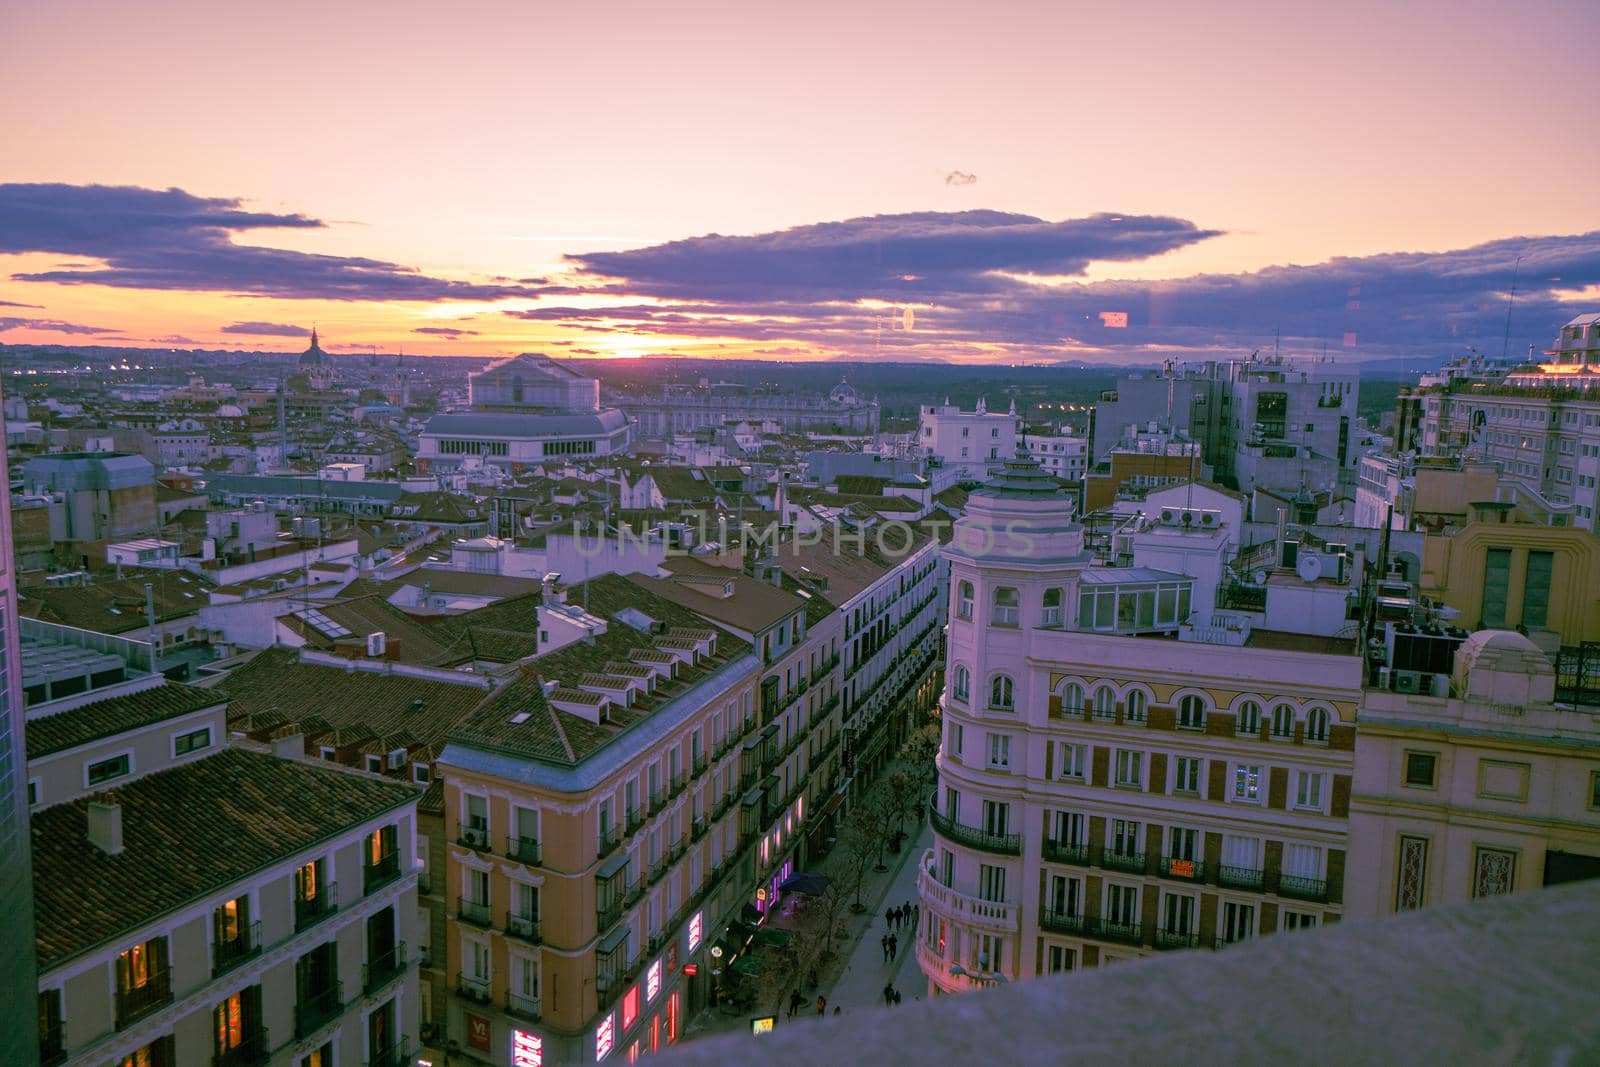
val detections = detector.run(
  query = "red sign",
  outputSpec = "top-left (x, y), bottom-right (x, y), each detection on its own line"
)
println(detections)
top-left (466, 1013), bottom-right (491, 1052)
top-left (683, 964), bottom-right (698, 977)
top-left (1170, 858), bottom-right (1195, 878)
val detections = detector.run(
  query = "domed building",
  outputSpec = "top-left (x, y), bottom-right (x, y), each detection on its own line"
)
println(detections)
top-left (829, 376), bottom-right (861, 406)
top-left (298, 328), bottom-right (335, 390)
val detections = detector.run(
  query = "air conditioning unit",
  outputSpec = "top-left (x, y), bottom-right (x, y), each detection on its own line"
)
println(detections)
top-left (1392, 670), bottom-right (1425, 694)
top-left (367, 631), bottom-right (386, 657)
top-left (1161, 509), bottom-right (1177, 522)
top-left (462, 827), bottom-right (488, 848)
top-left (1199, 512), bottom-right (1219, 526)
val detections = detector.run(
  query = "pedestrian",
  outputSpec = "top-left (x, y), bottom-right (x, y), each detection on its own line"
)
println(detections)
top-left (912, 903), bottom-right (919, 929)
top-left (883, 982), bottom-right (894, 1006)
top-left (833, 1006), bottom-right (841, 1016)
top-left (817, 995), bottom-right (827, 1016)
top-left (893, 989), bottom-right (902, 1006)
top-left (789, 990), bottom-right (804, 1019)
top-left (884, 907), bottom-right (893, 928)
top-left (880, 934), bottom-right (890, 962)
top-left (889, 932), bottom-right (898, 960)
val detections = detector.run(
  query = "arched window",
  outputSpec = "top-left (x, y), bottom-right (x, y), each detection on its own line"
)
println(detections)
top-left (1093, 686), bottom-right (1115, 719)
top-left (1041, 588), bottom-right (1063, 628)
top-left (957, 581), bottom-right (974, 620)
top-left (511, 373), bottom-right (525, 403)
top-left (1178, 695), bottom-right (1206, 729)
top-left (1237, 700), bottom-right (1261, 736)
top-left (953, 665), bottom-right (971, 703)
top-left (1061, 683), bottom-right (1083, 716)
top-left (1271, 704), bottom-right (1295, 739)
top-left (1125, 689), bottom-right (1147, 723)
top-left (990, 674), bottom-right (1015, 710)
top-left (992, 587), bottom-right (1020, 626)
top-left (1306, 706), bottom-right (1330, 743)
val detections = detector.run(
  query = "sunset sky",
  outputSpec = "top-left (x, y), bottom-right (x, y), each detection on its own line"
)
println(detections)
top-left (3, 0), bottom-right (1598, 363)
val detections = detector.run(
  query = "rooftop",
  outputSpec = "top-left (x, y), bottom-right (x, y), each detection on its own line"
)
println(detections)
top-left (31, 746), bottom-right (419, 969)
top-left (26, 682), bottom-right (223, 758)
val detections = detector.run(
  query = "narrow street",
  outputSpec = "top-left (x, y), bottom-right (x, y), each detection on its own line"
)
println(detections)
top-left (819, 822), bottom-right (933, 1014)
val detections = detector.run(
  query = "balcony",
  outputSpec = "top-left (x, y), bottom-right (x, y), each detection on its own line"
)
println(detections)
top-left (363, 942), bottom-right (408, 994)
top-left (928, 800), bottom-right (1021, 856)
top-left (1155, 929), bottom-right (1199, 951)
top-left (1217, 865), bottom-right (1265, 891)
top-left (1103, 849), bottom-right (1146, 875)
top-left (1214, 935), bottom-right (1253, 951)
top-left (691, 816), bottom-right (707, 841)
top-left (598, 826), bottom-right (620, 858)
top-left (507, 991), bottom-right (542, 1023)
top-left (1039, 908), bottom-right (1085, 935)
top-left (1275, 873), bottom-right (1328, 902)
top-left (507, 913), bottom-right (542, 944)
top-left (214, 1027), bottom-right (270, 1067)
top-left (1087, 917), bottom-right (1145, 946)
top-left (457, 827), bottom-right (492, 853)
top-left (670, 835), bottom-right (687, 861)
top-left (624, 879), bottom-right (645, 907)
top-left (670, 770), bottom-right (688, 798)
top-left (456, 973), bottom-right (492, 1005)
top-left (597, 899), bottom-right (622, 932)
top-left (1158, 856), bottom-right (1206, 883)
top-left (625, 807), bottom-right (646, 835)
top-left (363, 850), bottom-right (401, 895)
top-left (649, 787), bottom-right (668, 815)
top-left (692, 752), bottom-right (708, 777)
top-left (458, 898), bottom-right (492, 927)
top-left (917, 850), bottom-right (1018, 931)
top-left (212, 920), bottom-right (262, 977)
top-left (295, 980), bottom-right (344, 1038)
top-left (508, 836), bottom-right (542, 866)
top-left (295, 883), bottom-right (338, 931)
top-left (649, 855), bottom-right (670, 884)
top-left (115, 967), bottom-right (173, 1029)
top-left (365, 1038), bottom-right (412, 1067)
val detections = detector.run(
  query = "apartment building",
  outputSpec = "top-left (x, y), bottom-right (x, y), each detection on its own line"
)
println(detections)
top-left (1419, 313), bottom-right (1600, 526)
top-left (436, 574), bottom-right (820, 1065)
top-left (1348, 629), bottom-right (1600, 917)
top-left (25, 678), bottom-right (423, 1067)
top-left (920, 451), bottom-right (1364, 993)
top-left (918, 399), bottom-right (1020, 482)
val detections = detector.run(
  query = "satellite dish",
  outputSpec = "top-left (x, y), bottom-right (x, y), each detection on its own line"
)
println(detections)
top-left (1297, 555), bottom-right (1323, 582)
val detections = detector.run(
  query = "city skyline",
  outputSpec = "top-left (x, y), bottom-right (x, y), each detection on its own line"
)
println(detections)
top-left (3, 0), bottom-right (1599, 362)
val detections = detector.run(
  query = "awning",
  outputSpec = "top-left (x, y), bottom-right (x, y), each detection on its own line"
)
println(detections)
top-left (754, 927), bottom-right (791, 948)
top-left (597, 853), bottom-right (629, 880)
top-left (778, 872), bottom-right (832, 896)
top-left (730, 955), bottom-right (766, 978)
top-left (599, 924), bottom-right (631, 954)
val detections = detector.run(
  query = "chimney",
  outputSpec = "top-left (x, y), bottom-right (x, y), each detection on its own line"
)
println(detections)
top-left (88, 798), bottom-right (124, 855)
top-left (542, 571), bottom-right (563, 602)
top-left (272, 731), bottom-right (305, 761)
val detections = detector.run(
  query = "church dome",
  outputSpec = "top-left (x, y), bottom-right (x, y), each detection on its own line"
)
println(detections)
top-left (829, 377), bottom-right (859, 404)
top-left (299, 328), bottom-right (329, 367)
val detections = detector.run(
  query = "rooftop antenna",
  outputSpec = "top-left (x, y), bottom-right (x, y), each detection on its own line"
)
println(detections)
top-left (1501, 254), bottom-right (1524, 361)
top-left (1273, 326), bottom-right (1281, 361)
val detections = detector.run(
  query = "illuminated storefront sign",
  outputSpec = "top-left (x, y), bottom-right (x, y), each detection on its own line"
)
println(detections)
top-left (751, 1016), bottom-right (777, 1035)
top-left (668, 992), bottom-right (680, 1043)
top-left (467, 1014), bottom-right (492, 1052)
top-left (622, 986), bottom-right (640, 1030)
top-left (512, 1029), bottom-right (543, 1067)
top-left (646, 959), bottom-right (662, 1002)
top-left (688, 912), bottom-right (703, 952)
top-left (596, 1014), bottom-right (614, 1062)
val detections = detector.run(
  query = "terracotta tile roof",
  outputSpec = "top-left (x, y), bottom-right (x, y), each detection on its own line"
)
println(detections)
top-left (26, 683), bottom-right (226, 759)
top-left (17, 575), bottom-right (204, 634)
top-left (283, 596), bottom-right (457, 666)
top-left (31, 746), bottom-right (419, 970)
top-left (212, 646), bottom-right (488, 752)
top-left (447, 574), bottom-right (751, 766)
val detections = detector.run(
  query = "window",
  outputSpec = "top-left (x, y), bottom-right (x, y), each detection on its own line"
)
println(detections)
top-left (1114, 749), bottom-right (1143, 788)
top-left (87, 753), bottom-right (131, 786)
top-left (1110, 818), bottom-right (1140, 856)
top-left (1220, 901), bottom-right (1255, 944)
top-left (1294, 771), bottom-right (1325, 810)
top-left (1482, 547), bottom-right (1512, 628)
top-left (1282, 910), bottom-right (1317, 930)
top-left (1590, 770), bottom-right (1600, 811)
top-left (1473, 847), bottom-right (1516, 898)
top-left (980, 799), bottom-right (1010, 836)
top-left (977, 864), bottom-right (1007, 902)
top-left (987, 734), bottom-right (1011, 770)
top-left (1236, 701), bottom-right (1261, 735)
top-left (1174, 756), bottom-right (1201, 794)
top-left (992, 587), bottom-right (1020, 626)
top-left (1168, 827), bottom-right (1197, 861)
top-left (1060, 683), bottom-right (1083, 716)
top-left (1057, 742), bottom-right (1086, 779)
top-left (1163, 893), bottom-right (1195, 935)
top-left (1524, 550), bottom-right (1553, 629)
top-left (1305, 707), bottom-right (1330, 743)
top-left (1395, 835), bottom-right (1429, 911)
top-left (1106, 884), bottom-right (1138, 926)
top-left (1233, 764), bottom-right (1262, 802)
top-left (953, 665), bottom-right (970, 703)
top-left (1041, 588), bottom-right (1063, 627)
top-left (989, 674), bottom-right (1014, 710)
top-left (1046, 945), bottom-right (1075, 973)
top-left (1270, 704), bottom-right (1295, 739)
top-left (948, 722), bottom-right (964, 758)
top-left (1051, 811), bottom-right (1085, 849)
top-left (1404, 751), bottom-right (1437, 788)
top-left (174, 727), bottom-right (211, 756)
top-left (1092, 687), bottom-right (1114, 720)
top-left (957, 581), bottom-right (974, 620)
top-left (1177, 696), bottom-right (1205, 730)
top-left (413, 764), bottom-right (430, 783)
top-left (1125, 689), bottom-right (1147, 723)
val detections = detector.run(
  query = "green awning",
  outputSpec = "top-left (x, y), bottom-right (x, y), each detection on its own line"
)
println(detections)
top-left (730, 955), bottom-right (766, 978)
top-left (754, 928), bottom-right (791, 948)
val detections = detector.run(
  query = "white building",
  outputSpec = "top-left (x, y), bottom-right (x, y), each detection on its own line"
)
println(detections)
top-left (1025, 433), bottom-right (1087, 481)
top-left (918, 399), bottom-right (1020, 482)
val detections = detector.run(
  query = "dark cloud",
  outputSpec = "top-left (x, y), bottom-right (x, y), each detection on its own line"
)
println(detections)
top-left (153, 334), bottom-right (198, 344)
top-left (221, 321), bottom-right (307, 337)
top-left (945, 171), bottom-right (978, 186)
top-left (567, 211), bottom-right (1219, 302)
top-left (0, 183), bottom-right (545, 303)
top-left (0, 299), bottom-right (44, 308)
top-left (413, 326), bottom-right (478, 338)
top-left (538, 211), bottom-right (1600, 360)
top-left (0, 316), bottom-right (121, 335)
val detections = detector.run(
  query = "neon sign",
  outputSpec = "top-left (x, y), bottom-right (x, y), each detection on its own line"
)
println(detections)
top-left (596, 1014), bottom-right (614, 1062)
top-left (646, 959), bottom-right (662, 1002)
top-left (688, 912), bottom-right (703, 952)
top-left (512, 1029), bottom-right (543, 1067)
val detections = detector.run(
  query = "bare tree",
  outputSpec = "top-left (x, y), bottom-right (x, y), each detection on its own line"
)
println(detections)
top-left (839, 789), bottom-right (891, 910)
top-left (902, 722), bottom-right (941, 783)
